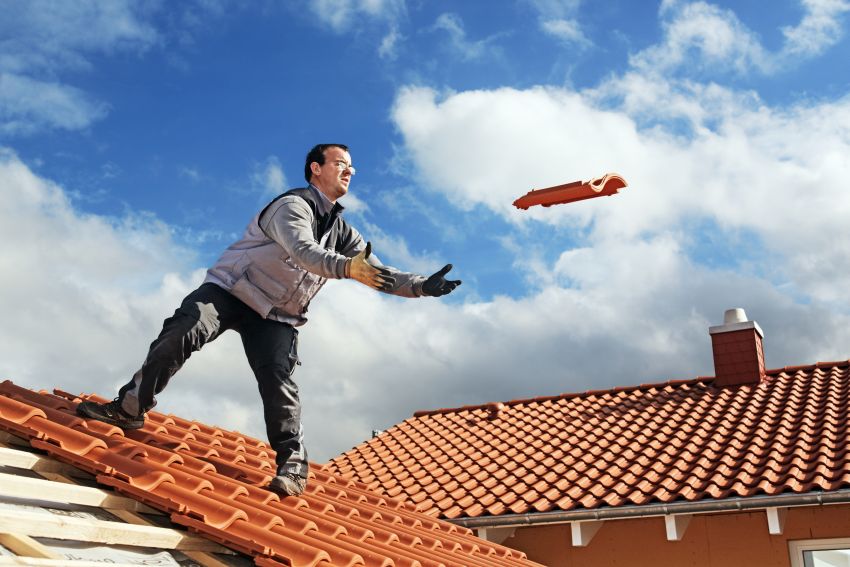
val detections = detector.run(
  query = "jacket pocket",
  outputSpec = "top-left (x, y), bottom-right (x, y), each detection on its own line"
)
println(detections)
top-left (230, 264), bottom-right (290, 318)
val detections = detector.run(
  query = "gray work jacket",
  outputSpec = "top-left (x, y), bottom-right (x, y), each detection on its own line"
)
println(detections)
top-left (204, 184), bottom-right (425, 325)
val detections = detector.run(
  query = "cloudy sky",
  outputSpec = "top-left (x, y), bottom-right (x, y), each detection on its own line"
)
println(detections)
top-left (2, 0), bottom-right (850, 461)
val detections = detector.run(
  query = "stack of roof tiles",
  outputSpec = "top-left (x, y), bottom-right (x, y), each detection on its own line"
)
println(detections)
top-left (0, 380), bottom-right (541, 567)
top-left (327, 361), bottom-right (850, 520)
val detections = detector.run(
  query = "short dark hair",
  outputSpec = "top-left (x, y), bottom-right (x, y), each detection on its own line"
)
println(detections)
top-left (304, 144), bottom-right (349, 182)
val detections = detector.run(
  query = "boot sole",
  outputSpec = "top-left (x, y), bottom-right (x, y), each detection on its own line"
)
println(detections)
top-left (76, 404), bottom-right (145, 430)
top-left (268, 477), bottom-right (306, 497)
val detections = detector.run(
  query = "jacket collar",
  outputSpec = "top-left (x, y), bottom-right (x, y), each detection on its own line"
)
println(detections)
top-left (307, 183), bottom-right (344, 216)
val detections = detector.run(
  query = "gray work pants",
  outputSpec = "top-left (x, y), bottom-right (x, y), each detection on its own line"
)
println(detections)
top-left (117, 282), bottom-right (308, 478)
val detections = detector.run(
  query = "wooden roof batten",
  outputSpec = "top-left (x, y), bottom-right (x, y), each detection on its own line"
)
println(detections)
top-left (0, 435), bottom-right (241, 566)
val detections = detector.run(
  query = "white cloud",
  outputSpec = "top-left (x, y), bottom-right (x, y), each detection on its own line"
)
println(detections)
top-left (632, 0), bottom-right (850, 76)
top-left (528, 0), bottom-right (590, 47)
top-left (305, 0), bottom-right (407, 58)
top-left (781, 0), bottom-right (850, 57)
top-left (251, 156), bottom-right (288, 197)
top-left (633, 1), bottom-right (772, 75)
top-left (541, 18), bottom-right (591, 47)
top-left (392, 82), bottom-right (850, 308)
top-left (0, 1), bottom-right (159, 74)
top-left (392, 85), bottom-right (639, 220)
top-left (338, 191), bottom-right (370, 214)
top-left (0, 148), bottom-right (190, 381)
top-left (359, 220), bottom-right (444, 275)
top-left (378, 26), bottom-right (403, 60)
top-left (307, 0), bottom-right (405, 32)
top-left (179, 166), bottom-right (201, 182)
top-left (0, 1), bottom-right (230, 135)
top-left (0, 73), bottom-right (109, 135)
top-left (0, 1), bottom-right (157, 134)
top-left (526, 0), bottom-right (582, 19)
top-left (431, 13), bottom-right (504, 61)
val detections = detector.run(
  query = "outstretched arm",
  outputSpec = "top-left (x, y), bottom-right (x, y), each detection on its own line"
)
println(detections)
top-left (339, 229), bottom-right (461, 298)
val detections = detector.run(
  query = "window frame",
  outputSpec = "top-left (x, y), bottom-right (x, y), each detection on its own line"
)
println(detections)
top-left (789, 537), bottom-right (850, 567)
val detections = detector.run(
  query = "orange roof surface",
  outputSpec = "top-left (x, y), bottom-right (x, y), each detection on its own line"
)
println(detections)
top-left (0, 381), bottom-right (542, 567)
top-left (327, 361), bottom-right (850, 520)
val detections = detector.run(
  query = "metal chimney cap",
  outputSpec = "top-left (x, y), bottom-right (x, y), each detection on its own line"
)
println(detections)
top-left (723, 308), bottom-right (748, 325)
top-left (709, 307), bottom-right (764, 337)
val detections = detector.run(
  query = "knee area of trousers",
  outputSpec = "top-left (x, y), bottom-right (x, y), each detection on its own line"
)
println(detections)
top-left (254, 363), bottom-right (296, 381)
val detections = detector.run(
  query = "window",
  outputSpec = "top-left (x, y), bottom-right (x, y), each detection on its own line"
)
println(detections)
top-left (790, 538), bottom-right (850, 567)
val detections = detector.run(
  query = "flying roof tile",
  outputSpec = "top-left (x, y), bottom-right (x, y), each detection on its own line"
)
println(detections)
top-left (512, 173), bottom-right (627, 210)
top-left (327, 361), bottom-right (850, 520)
top-left (0, 381), bottom-right (541, 567)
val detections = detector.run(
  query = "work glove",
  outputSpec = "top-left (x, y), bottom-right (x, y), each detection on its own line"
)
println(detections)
top-left (422, 264), bottom-right (461, 297)
top-left (346, 242), bottom-right (396, 292)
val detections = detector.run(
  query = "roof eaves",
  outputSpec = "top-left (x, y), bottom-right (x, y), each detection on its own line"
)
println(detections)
top-left (450, 488), bottom-right (850, 529)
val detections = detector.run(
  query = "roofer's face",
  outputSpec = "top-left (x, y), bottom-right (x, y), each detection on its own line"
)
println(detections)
top-left (313, 146), bottom-right (355, 201)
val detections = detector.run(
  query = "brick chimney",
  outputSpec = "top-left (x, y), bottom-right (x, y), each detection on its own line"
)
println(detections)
top-left (709, 308), bottom-right (766, 386)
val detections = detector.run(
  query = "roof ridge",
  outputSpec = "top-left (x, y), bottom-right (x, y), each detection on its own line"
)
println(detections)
top-left (765, 359), bottom-right (850, 376)
top-left (412, 375), bottom-right (714, 418)
top-left (411, 359), bottom-right (850, 418)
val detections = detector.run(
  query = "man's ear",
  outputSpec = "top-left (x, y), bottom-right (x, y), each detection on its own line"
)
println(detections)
top-left (310, 162), bottom-right (322, 177)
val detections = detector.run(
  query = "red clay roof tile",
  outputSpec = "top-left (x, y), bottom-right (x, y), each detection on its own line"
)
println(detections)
top-left (0, 381), bottom-right (541, 567)
top-left (327, 361), bottom-right (850, 521)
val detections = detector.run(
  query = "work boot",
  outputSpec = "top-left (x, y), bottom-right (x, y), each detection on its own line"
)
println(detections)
top-left (268, 472), bottom-right (307, 496)
top-left (76, 399), bottom-right (145, 430)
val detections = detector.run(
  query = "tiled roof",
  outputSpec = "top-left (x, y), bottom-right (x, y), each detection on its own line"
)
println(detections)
top-left (0, 381), bottom-right (541, 567)
top-left (326, 361), bottom-right (850, 520)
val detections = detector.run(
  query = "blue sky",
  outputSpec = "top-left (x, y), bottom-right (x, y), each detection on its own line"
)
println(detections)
top-left (2, 0), bottom-right (850, 461)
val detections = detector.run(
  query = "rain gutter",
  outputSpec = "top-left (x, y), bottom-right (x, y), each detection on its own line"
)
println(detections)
top-left (449, 489), bottom-right (850, 529)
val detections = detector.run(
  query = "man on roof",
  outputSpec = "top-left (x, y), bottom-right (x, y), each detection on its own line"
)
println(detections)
top-left (77, 143), bottom-right (461, 497)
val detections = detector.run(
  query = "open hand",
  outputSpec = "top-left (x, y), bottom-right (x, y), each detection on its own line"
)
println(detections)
top-left (422, 264), bottom-right (461, 297)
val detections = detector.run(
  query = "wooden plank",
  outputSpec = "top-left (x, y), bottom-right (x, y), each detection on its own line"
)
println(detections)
top-left (0, 446), bottom-right (43, 469)
top-left (0, 509), bottom-right (227, 552)
top-left (0, 447), bottom-right (94, 480)
top-left (34, 472), bottom-right (77, 485)
top-left (0, 472), bottom-right (153, 513)
top-left (39, 472), bottom-right (161, 514)
top-left (0, 432), bottom-right (31, 448)
top-left (109, 509), bottom-right (237, 563)
top-left (108, 509), bottom-right (156, 526)
top-left (182, 551), bottom-right (237, 567)
top-left (0, 448), bottom-right (236, 563)
top-left (0, 534), bottom-right (61, 559)
top-left (0, 559), bottom-right (142, 566)
top-left (183, 551), bottom-right (235, 567)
